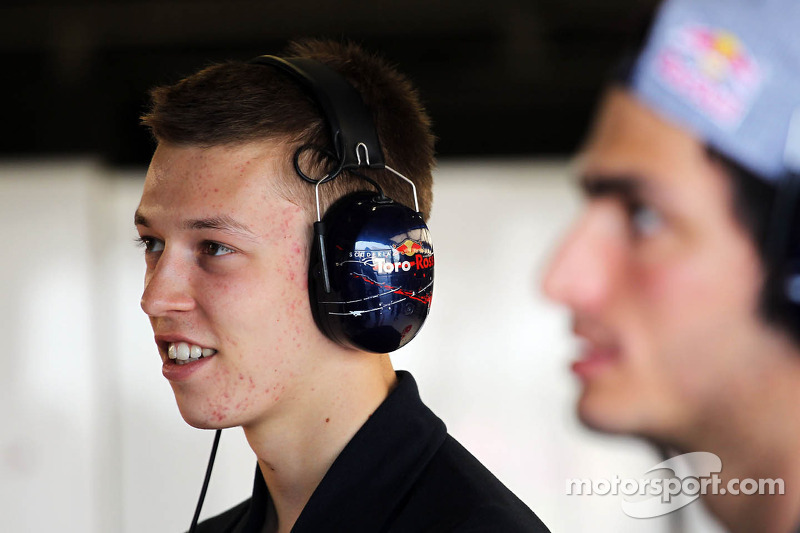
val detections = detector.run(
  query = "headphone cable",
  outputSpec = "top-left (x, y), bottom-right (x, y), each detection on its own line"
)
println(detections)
top-left (189, 429), bottom-right (222, 533)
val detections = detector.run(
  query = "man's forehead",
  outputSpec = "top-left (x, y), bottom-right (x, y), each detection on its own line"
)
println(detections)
top-left (143, 141), bottom-right (289, 196)
top-left (137, 141), bottom-right (306, 223)
top-left (577, 88), bottom-right (716, 193)
top-left (583, 88), bottom-right (703, 154)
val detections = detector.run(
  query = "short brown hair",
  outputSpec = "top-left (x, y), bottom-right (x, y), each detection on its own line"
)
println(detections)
top-left (141, 39), bottom-right (435, 220)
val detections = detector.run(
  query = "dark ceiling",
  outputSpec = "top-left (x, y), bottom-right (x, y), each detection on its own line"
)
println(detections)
top-left (1, 0), bottom-right (658, 167)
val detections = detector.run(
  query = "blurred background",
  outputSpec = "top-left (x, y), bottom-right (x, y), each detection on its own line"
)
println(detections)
top-left (1, 1), bottom-right (727, 532)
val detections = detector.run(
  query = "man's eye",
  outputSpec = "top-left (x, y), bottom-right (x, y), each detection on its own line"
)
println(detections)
top-left (629, 203), bottom-right (664, 238)
top-left (202, 241), bottom-right (235, 256)
top-left (136, 236), bottom-right (164, 253)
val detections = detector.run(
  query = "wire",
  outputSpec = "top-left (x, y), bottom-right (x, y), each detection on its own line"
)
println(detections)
top-left (349, 169), bottom-right (386, 199)
top-left (292, 144), bottom-right (387, 199)
top-left (293, 144), bottom-right (343, 184)
top-left (189, 429), bottom-right (222, 533)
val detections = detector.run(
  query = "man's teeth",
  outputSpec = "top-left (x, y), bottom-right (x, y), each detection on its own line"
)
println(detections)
top-left (168, 342), bottom-right (217, 365)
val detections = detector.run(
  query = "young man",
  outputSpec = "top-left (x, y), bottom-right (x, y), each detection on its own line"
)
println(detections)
top-left (543, 0), bottom-right (800, 531)
top-left (135, 39), bottom-right (548, 532)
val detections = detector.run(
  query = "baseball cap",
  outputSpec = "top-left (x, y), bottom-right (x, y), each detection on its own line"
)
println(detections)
top-left (626, 0), bottom-right (800, 182)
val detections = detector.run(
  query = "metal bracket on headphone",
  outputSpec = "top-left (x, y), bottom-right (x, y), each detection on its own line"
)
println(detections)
top-left (311, 165), bottom-right (420, 221)
top-left (314, 175), bottom-right (330, 222)
top-left (356, 142), bottom-right (370, 166)
top-left (252, 54), bottom-right (422, 216)
top-left (385, 165), bottom-right (420, 213)
top-left (250, 55), bottom-right (386, 171)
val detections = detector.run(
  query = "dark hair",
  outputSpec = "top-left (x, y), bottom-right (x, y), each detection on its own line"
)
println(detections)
top-left (709, 148), bottom-right (775, 259)
top-left (141, 39), bottom-right (435, 220)
top-left (707, 148), bottom-right (800, 346)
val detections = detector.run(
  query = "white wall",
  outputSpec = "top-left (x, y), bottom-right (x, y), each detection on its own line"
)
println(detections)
top-left (0, 159), bottom-right (724, 532)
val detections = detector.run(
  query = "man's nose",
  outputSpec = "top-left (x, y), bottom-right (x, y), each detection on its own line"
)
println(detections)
top-left (140, 250), bottom-right (195, 317)
top-left (541, 204), bottom-right (625, 314)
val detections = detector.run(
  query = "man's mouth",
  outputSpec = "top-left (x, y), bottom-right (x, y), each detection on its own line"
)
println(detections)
top-left (571, 341), bottom-right (621, 379)
top-left (167, 342), bottom-right (217, 365)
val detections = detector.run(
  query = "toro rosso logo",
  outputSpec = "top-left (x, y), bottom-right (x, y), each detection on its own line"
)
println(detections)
top-left (370, 239), bottom-right (433, 274)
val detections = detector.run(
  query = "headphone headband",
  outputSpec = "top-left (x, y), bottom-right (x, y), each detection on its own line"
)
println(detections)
top-left (249, 55), bottom-right (386, 170)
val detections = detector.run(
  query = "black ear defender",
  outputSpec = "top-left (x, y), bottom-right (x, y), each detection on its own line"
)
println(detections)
top-left (249, 55), bottom-right (434, 353)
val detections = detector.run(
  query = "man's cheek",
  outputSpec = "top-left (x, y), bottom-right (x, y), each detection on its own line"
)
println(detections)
top-left (635, 259), bottom-right (708, 322)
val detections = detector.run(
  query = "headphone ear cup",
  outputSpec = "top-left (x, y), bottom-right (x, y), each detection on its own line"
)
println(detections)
top-left (308, 191), bottom-right (434, 353)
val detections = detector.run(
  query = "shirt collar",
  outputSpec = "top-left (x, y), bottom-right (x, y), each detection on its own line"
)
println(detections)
top-left (242, 370), bottom-right (447, 532)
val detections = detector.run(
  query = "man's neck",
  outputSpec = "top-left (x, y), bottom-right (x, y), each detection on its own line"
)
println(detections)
top-left (697, 435), bottom-right (800, 533)
top-left (677, 349), bottom-right (800, 533)
top-left (242, 352), bottom-right (396, 533)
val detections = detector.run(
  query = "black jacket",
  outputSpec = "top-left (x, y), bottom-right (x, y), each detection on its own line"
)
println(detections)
top-left (194, 371), bottom-right (550, 532)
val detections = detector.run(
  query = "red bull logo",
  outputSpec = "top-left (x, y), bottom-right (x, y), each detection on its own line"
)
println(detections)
top-left (394, 238), bottom-right (423, 257)
top-left (654, 24), bottom-right (762, 128)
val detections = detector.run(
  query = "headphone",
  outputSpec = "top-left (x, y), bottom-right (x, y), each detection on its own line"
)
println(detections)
top-left (249, 55), bottom-right (434, 353)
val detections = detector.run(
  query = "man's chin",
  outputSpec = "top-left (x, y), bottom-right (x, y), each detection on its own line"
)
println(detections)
top-left (182, 418), bottom-right (228, 430)
top-left (576, 388), bottom-right (647, 436)
top-left (174, 402), bottom-right (236, 430)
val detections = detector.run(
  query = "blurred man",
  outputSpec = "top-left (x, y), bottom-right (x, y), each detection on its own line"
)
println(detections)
top-left (543, 0), bottom-right (800, 531)
top-left (136, 39), bottom-right (548, 532)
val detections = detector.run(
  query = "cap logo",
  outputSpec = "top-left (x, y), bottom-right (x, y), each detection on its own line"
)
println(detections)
top-left (653, 24), bottom-right (763, 128)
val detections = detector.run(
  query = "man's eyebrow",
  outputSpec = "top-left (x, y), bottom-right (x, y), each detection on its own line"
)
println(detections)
top-left (134, 211), bottom-right (257, 239)
top-left (579, 174), bottom-right (644, 202)
top-left (183, 215), bottom-right (257, 238)
top-left (134, 210), bottom-right (148, 227)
